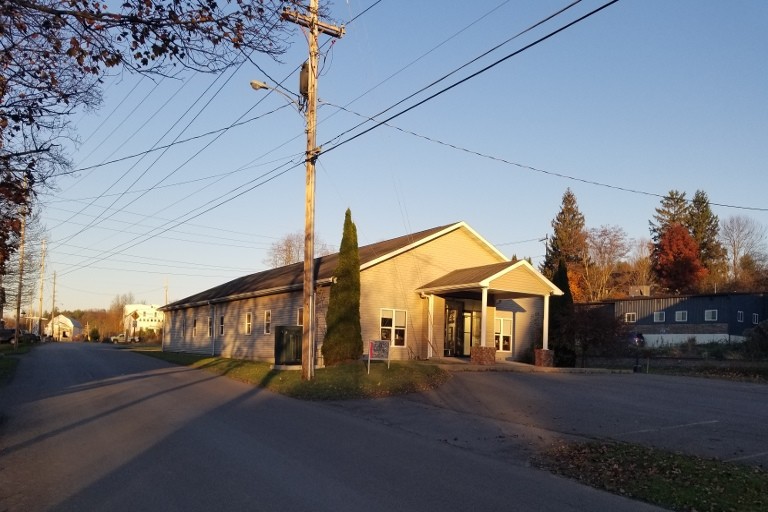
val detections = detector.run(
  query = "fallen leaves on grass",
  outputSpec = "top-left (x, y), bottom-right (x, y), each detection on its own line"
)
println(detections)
top-left (538, 441), bottom-right (768, 511)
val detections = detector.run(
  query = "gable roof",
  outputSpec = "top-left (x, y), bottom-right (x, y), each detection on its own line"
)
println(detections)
top-left (162, 222), bottom-right (483, 310)
top-left (417, 260), bottom-right (563, 297)
top-left (50, 314), bottom-right (82, 329)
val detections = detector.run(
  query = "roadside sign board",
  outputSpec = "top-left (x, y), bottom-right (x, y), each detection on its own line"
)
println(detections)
top-left (368, 340), bottom-right (390, 374)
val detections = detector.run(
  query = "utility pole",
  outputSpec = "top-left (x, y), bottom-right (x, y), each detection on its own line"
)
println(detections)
top-left (282, 0), bottom-right (344, 381)
top-left (50, 271), bottom-right (56, 340)
top-left (13, 180), bottom-right (28, 350)
top-left (37, 240), bottom-right (46, 337)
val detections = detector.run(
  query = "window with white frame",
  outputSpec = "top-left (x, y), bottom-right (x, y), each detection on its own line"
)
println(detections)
top-left (675, 310), bottom-right (687, 322)
top-left (245, 312), bottom-right (252, 335)
top-left (737, 311), bottom-right (744, 323)
top-left (625, 312), bottom-right (637, 323)
top-left (297, 307), bottom-right (304, 326)
top-left (754, 313), bottom-right (760, 325)
top-left (381, 309), bottom-right (406, 346)
top-left (653, 311), bottom-right (665, 323)
top-left (219, 315), bottom-right (224, 336)
top-left (494, 318), bottom-right (512, 351)
top-left (264, 310), bottom-right (271, 334)
top-left (704, 309), bottom-right (718, 322)
top-left (207, 317), bottom-right (213, 337)
top-left (192, 318), bottom-right (197, 337)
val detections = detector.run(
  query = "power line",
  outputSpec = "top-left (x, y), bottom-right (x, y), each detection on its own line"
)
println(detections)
top-left (49, 1), bottom-right (385, 278)
top-left (321, 0), bottom-right (584, 151)
top-left (53, 158), bottom-right (303, 278)
top-left (323, 101), bottom-right (768, 213)
top-left (319, 0), bottom-right (620, 157)
top-left (50, 7), bottom-right (289, 244)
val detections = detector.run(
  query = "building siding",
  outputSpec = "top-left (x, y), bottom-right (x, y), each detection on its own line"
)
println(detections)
top-left (610, 293), bottom-right (768, 345)
top-left (496, 297), bottom-right (543, 361)
top-left (491, 269), bottom-right (552, 296)
top-left (162, 223), bottom-right (556, 364)
top-left (360, 227), bottom-right (505, 361)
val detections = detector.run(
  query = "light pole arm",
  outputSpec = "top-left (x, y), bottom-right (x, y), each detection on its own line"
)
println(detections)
top-left (249, 80), bottom-right (302, 111)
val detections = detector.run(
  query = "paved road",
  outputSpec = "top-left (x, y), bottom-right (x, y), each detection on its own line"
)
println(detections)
top-left (0, 343), bottom-right (664, 512)
top-left (329, 368), bottom-right (768, 468)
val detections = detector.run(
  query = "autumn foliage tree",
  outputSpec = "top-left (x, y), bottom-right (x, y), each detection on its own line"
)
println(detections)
top-left (1, 0), bottom-right (292, 267)
top-left (652, 223), bottom-right (707, 293)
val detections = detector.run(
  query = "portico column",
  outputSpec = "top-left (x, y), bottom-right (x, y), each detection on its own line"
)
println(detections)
top-left (480, 286), bottom-right (488, 347)
top-left (542, 293), bottom-right (550, 350)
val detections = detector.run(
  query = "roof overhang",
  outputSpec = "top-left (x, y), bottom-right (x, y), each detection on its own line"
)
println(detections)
top-left (160, 276), bottom-right (335, 311)
top-left (416, 260), bottom-right (563, 299)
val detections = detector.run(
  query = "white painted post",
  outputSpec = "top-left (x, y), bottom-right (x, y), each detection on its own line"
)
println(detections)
top-left (542, 293), bottom-right (550, 351)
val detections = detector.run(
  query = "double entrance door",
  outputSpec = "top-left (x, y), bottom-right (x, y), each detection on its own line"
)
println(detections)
top-left (444, 300), bottom-right (481, 357)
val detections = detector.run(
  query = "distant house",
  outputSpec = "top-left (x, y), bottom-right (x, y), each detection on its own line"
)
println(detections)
top-left (160, 222), bottom-right (562, 365)
top-left (123, 304), bottom-right (164, 337)
top-left (46, 314), bottom-right (83, 341)
top-left (598, 293), bottom-right (768, 346)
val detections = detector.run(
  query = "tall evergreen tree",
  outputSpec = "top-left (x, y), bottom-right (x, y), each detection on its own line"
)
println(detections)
top-left (322, 209), bottom-right (363, 365)
top-left (649, 190), bottom-right (689, 244)
top-left (687, 190), bottom-right (726, 290)
top-left (540, 188), bottom-right (587, 280)
top-left (548, 258), bottom-right (576, 367)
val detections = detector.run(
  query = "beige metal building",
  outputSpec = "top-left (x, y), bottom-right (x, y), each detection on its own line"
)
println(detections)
top-left (160, 222), bottom-right (561, 365)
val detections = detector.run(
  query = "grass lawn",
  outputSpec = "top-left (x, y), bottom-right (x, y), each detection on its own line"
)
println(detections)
top-left (0, 343), bottom-right (31, 384)
top-left (649, 366), bottom-right (768, 384)
top-left (134, 347), bottom-right (450, 400)
top-left (539, 441), bottom-right (768, 512)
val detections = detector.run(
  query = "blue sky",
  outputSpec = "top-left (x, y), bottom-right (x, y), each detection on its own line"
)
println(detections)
top-left (38, 0), bottom-right (768, 311)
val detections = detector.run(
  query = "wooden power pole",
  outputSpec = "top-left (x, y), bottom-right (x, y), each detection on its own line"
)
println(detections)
top-left (37, 240), bottom-right (45, 337)
top-left (12, 193), bottom-right (27, 351)
top-left (282, 0), bottom-right (344, 381)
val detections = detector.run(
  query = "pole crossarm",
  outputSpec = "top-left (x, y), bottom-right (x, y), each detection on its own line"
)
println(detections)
top-left (282, 8), bottom-right (345, 38)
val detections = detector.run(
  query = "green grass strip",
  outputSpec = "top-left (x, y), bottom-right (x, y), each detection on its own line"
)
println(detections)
top-left (135, 348), bottom-right (450, 400)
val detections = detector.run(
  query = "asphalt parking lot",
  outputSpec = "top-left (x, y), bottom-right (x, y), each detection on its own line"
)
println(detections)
top-left (325, 370), bottom-right (768, 468)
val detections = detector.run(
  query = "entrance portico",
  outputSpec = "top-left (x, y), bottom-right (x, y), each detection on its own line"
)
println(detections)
top-left (417, 260), bottom-right (563, 361)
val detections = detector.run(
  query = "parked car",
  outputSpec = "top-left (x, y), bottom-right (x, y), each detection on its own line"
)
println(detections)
top-left (112, 334), bottom-right (126, 343)
top-left (17, 332), bottom-right (40, 343)
top-left (0, 328), bottom-right (16, 343)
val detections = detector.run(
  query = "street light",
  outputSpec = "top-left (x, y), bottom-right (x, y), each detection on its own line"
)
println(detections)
top-left (249, 81), bottom-right (303, 111)
top-left (251, 74), bottom-right (318, 381)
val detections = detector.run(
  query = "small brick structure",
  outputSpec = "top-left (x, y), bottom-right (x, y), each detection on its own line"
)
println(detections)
top-left (470, 346), bottom-right (497, 365)
top-left (535, 348), bottom-right (554, 367)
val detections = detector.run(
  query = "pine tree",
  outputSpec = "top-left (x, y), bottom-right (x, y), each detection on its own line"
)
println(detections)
top-left (687, 190), bottom-right (726, 290)
top-left (540, 188), bottom-right (587, 280)
top-left (322, 209), bottom-right (363, 365)
top-left (649, 190), bottom-right (689, 244)
top-left (548, 258), bottom-right (576, 367)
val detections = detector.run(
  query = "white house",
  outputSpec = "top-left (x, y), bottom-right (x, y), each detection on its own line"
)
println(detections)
top-left (46, 314), bottom-right (83, 341)
top-left (123, 304), bottom-right (164, 338)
